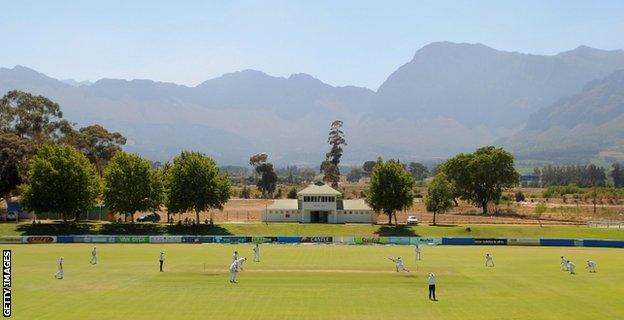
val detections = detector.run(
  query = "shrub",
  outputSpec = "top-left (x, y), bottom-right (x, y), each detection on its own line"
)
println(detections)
top-left (534, 203), bottom-right (548, 215)
top-left (514, 191), bottom-right (525, 202)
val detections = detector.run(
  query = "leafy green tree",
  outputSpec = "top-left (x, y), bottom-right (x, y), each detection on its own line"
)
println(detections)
top-left (0, 133), bottom-right (33, 204)
top-left (424, 174), bottom-right (455, 225)
top-left (0, 90), bottom-right (71, 145)
top-left (366, 160), bottom-right (415, 225)
top-left (439, 146), bottom-right (519, 214)
top-left (63, 124), bottom-right (126, 176)
top-left (19, 144), bottom-right (101, 222)
top-left (103, 152), bottom-right (163, 222)
top-left (612, 163), bottom-right (624, 188)
top-left (362, 161), bottom-right (377, 176)
top-left (239, 185), bottom-right (252, 199)
top-left (168, 151), bottom-right (231, 223)
top-left (287, 188), bottom-right (298, 199)
top-left (321, 120), bottom-right (347, 187)
top-left (408, 162), bottom-right (429, 181)
top-left (346, 167), bottom-right (364, 183)
top-left (249, 153), bottom-right (277, 198)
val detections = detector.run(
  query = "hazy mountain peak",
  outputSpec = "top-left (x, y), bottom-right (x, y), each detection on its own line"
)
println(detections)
top-left (61, 79), bottom-right (93, 87)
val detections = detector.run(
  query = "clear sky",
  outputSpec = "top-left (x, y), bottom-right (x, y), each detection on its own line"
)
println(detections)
top-left (2, 0), bottom-right (623, 90)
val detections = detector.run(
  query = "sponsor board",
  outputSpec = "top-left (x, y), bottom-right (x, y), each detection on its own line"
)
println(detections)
top-left (386, 237), bottom-right (411, 245)
top-left (276, 237), bottom-right (302, 243)
top-left (539, 239), bottom-right (575, 247)
top-left (0, 237), bottom-right (23, 244)
top-left (474, 238), bottom-right (507, 245)
top-left (24, 236), bottom-right (56, 244)
top-left (507, 238), bottom-right (540, 246)
top-left (149, 236), bottom-right (182, 243)
top-left (442, 238), bottom-right (475, 245)
top-left (583, 240), bottom-right (624, 248)
top-left (252, 237), bottom-right (276, 244)
top-left (301, 236), bottom-right (333, 243)
top-left (115, 236), bottom-right (149, 243)
top-left (214, 236), bottom-right (251, 244)
top-left (80, 236), bottom-right (116, 243)
top-left (181, 236), bottom-right (215, 243)
top-left (332, 237), bottom-right (355, 244)
top-left (409, 237), bottom-right (442, 245)
top-left (56, 236), bottom-right (75, 243)
top-left (354, 237), bottom-right (388, 245)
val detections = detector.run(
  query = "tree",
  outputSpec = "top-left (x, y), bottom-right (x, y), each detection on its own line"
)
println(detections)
top-left (239, 186), bottom-right (252, 199)
top-left (408, 162), bottom-right (429, 181)
top-left (362, 161), bottom-right (377, 176)
top-left (424, 174), bottom-right (454, 225)
top-left (366, 160), bottom-right (415, 225)
top-left (439, 146), bottom-right (519, 214)
top-left (287, 188), bottom-right (298, 199)
top-left (612, 163), bottom-right (624, 188)
top-left (0, 90), bottom-right (71, 145)
top-left (168, 151), bottom-right (231, 223)
top-left (63, 124), bottom-right (126, 176)
top-left (0, 133), bottom-right (33, 204)
top-left (19, 144), bottom-right (100, 222)
top-left (321, 120), bottom-right (347, 187)
top-left (346, 167), bottom-right (364, 183)
top-left (249, 153), bottom-right (277, 198)
top-left (300, 168), bottom-right (316, 183)
top-left (103, 152), bottom-right (163, 222)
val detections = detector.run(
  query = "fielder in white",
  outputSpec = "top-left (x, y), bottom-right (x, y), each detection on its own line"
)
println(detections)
top-left (567, 260), bottom-right (576, 274)
top-left (561, 256), bottom-right (568, 271)
top-left (90, 246), bottom-right (97, 265)
top-left (388, 257), bottom-right (410, 272)
top-left (485, 253), bottom-right (495, 267)
top-left (253, 244), bottom-right (260, 262)
top-left (55, 256), bottom-right (64, 279)
top-left (415, 244), bottom-right (421, 261)
top-left (586, 260), bottom-right (597, 273)
top-left (229, 258), bottom-right (247, 283)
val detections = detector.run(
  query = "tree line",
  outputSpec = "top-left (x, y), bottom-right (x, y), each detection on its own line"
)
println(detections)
top-left (1, 91), bottom-right (231, 223)
top-left (535, 164), bottom-right (607, 187)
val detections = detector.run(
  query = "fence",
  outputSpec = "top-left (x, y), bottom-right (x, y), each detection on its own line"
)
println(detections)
top-left (2, 235), bottom-right (623, 248)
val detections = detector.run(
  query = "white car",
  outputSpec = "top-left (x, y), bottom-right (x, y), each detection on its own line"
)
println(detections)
top-left (6, 212), bottom-right (17, 221)
top-left (406, 215), bottom-right (419, 225)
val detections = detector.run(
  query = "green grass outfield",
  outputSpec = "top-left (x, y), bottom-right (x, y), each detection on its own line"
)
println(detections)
top-left (1, 222), bottom-right (624, 239)
top-left (5, 244), bottom-right (624, 319)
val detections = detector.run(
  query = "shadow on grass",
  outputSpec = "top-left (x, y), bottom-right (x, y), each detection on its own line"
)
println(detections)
top-left (16, 222), bottom-right (98, 235)
top-left (100, 223), bottom-right (165, 235)
top-left (165, 224), bottom-right (232, 235)
top-left (374, 225), bottom-right (419, 237)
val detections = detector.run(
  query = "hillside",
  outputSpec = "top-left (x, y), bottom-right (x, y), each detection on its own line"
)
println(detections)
top-left (500, 69), bottom-right (624, 162)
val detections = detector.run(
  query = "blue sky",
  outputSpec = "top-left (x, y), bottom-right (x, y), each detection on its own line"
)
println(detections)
top-left (1, 0), bottom-right (623, 90)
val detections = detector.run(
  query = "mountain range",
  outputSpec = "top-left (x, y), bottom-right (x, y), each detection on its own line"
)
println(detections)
top-left (2, 42), bottom-right (624, 165)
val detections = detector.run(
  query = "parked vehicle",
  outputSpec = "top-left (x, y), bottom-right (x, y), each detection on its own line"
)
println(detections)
top-left (6, 212), bottom-right (17, 221)
top-left (136, 213), bottom-right (161, 222)
top-left (406, 215), bottom-right (419, 225)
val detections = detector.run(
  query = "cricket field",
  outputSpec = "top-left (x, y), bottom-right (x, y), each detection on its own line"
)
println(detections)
top-left (5, 244), bottom-right (624, 319)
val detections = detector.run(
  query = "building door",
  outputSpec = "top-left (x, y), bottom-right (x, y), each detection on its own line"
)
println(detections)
top-left (310, 211), bottom-right (329, 223)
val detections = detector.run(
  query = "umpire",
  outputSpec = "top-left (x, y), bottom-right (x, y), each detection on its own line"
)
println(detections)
top-left (428, 273), bottom-right (437, 300)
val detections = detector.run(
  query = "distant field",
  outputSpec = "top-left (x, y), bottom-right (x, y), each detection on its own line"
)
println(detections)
top-left (1, 222), bottom-right (623, 239)
top-left (6, 244), bottom-right (624, 320)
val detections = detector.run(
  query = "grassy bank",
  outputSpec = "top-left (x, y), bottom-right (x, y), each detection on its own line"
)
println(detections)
top-left (0, 222), bottom-right (623, 239)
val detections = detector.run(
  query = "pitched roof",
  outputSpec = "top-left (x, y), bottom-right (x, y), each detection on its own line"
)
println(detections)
top-left (342, 199), bottom-right (372, 211)
top-left (266, 199), bottom-right (299, 210)
top-left (297, 184), bottom-right (342, 196)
